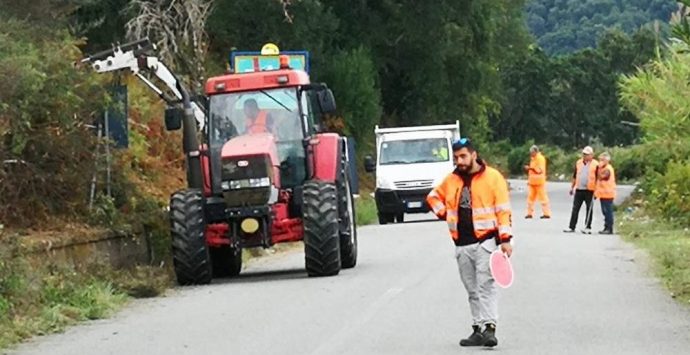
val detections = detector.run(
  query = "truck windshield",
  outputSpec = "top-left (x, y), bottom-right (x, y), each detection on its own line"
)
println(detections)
top-left (208, 87), bottom-right (302, 147)
top-left (379, 138), bottom-right (449, 165)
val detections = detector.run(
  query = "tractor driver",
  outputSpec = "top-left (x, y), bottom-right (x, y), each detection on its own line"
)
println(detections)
top-left (243, 99), bottom-right (274, 134)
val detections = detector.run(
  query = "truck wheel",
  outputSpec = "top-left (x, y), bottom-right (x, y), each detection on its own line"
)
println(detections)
top-left (337, 159), bottom-right (357, 269)
top-left (170, 189), bottom-right (212, 285)
top-left (210, 246), bottom-right (242, 277)
top-left (378, 213), bottom-right (390, 225)
top-left (303, 181), bottom-right (341, 276)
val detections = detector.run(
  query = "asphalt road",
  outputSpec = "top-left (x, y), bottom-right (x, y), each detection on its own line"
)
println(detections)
top-left (8, 181), bottom-right (690, 355)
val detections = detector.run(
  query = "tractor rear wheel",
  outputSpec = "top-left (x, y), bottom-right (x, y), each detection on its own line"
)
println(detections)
top-left (170, 189), bottom-right (212, 285)
top-left (210, 246), bottom-right (242, 278)
top-left (303, 181), bottom-right (341, 276)
top-left (337, 159), bottom-right (357, 269)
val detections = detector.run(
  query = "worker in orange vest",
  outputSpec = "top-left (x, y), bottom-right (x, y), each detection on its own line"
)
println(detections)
top-left (426, 137), bottom-right (512, 348)
top-left (523, 145), bottom-right (551, 219)
top-left (594, 152), bottom-right (616, 234)
top-left (564, 146), bottom-right (598, 234)
top-left (243, 98), bottom-right (273, 134)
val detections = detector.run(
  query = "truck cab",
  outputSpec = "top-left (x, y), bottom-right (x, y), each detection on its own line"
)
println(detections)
top-left (364, 122), bottom-right (460, 224)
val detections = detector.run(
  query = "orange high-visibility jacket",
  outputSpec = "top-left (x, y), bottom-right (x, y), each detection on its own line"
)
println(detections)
top-left (595, 164), bottom-right (616, 199)
top-left (573, 158), bottom-right (598, 191)
top-left (427, 165), bottom-right (513, 243)
top-left (528, 152), bottom-right (547, 186)
top-left (246, 111), bottom-right (270, 134)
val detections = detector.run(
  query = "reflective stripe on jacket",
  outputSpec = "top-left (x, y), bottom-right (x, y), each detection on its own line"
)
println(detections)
top-left (595, 164), bottom-right (616, 199)
top-left (574, 158), bottom-right (598, 191)
top-left (426, 165), bottom-right (513, 242)
top-left (528, 152), bottom-right (547, 186)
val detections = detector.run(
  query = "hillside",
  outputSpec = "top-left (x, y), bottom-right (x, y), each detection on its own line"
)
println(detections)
top-left (526, 0), bottom-right (678, 55)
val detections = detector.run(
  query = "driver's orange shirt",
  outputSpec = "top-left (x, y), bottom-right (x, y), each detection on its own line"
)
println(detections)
top-left (246, 111), bottom-right (269, 134)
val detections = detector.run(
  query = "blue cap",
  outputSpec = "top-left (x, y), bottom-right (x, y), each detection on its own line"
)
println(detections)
top-left (452, 137), bottom-right (472, 151)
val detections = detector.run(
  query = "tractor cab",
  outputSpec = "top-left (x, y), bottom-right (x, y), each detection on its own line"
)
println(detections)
top-left (202, 45), bottom-right (335, 195)
top-left (205, 74), bottom-right (313, 189)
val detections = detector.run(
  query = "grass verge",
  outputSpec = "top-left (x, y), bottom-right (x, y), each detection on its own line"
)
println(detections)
top-left (355, 193), bottom-right (378, 226)
top-left (618, 209), bottom-right (690, 305)
top-left (0, 234), bottom-right (171, 350)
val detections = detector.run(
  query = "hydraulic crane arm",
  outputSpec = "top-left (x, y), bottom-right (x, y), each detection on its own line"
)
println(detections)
top-left (80, 38), bottom-right (206, 130)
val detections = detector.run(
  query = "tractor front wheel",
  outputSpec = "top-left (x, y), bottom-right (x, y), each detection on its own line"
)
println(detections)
top-left (170, 189), bottom-right (213, 285)
top-left (303, 181), bottom-right (341, 276)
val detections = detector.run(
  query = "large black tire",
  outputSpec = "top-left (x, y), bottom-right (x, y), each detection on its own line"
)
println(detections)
top-left (170, 189), bottom-right (212, 285)
top-left (337, 157), bottom-right (357, 269)
top-left (302, 181), bottom-right (341, 276)
top-left (378, 212), bottom-right (393, 225)
top-left (210, 246), bottom-right (242, 278)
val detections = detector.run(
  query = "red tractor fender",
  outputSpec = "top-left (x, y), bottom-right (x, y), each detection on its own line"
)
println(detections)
top-left (310, 133), bottom-right (344, 183)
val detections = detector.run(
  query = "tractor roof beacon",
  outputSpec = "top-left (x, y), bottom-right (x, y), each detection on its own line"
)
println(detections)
top-left (82, 40), bottom-right (358, 285)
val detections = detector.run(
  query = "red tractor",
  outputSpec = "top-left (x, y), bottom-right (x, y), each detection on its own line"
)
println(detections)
top-left (82, 40), bottom-right (357, 284)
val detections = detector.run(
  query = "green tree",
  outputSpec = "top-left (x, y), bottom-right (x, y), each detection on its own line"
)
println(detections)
top-left (525, 0), bottom-right (676, 55)
top-left (321, 47), bottom-right (382, 148)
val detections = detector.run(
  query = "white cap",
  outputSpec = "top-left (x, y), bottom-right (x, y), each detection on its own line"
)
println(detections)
top-left (582, 146), bottom-right (594, 155)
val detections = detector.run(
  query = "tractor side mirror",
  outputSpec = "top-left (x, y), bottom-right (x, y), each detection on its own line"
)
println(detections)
top-left (164, 106), bottom-right (183, 131)
top-left (364, 155), bottom-right (376, 173)
top-left (317, 88), bottom-right (337, 114)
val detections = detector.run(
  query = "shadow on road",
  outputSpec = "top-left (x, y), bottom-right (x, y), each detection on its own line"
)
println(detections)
top-left (379, 218), bottom-right (441, 226)
top-left (213, 267), bottom-right (309, 285)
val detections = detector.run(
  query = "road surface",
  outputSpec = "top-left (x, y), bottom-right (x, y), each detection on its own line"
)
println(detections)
top-left (8, 181), bottom-right (690, 355)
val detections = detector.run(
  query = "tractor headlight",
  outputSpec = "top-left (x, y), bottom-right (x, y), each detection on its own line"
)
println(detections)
top-left (221, 177), bottom-right (271, 190)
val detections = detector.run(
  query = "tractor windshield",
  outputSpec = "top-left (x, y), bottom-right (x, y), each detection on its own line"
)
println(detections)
top-left (208, 87), bottom-right (307, 187)
top-left (379, 138), bottom-right (450, 165)
top-left (208, 87), bottom-right (303, 146)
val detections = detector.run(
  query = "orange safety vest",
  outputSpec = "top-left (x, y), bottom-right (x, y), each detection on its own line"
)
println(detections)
top-left (528, 152), bottom-right (547, 186)
top-left (246, 111), bottom-right (270, 134)
top-left (595, 164), bottom-right (616, 200)
top-left (426, 165), bottom-right (513, 242)
top-left (574, 158), bottom-right (598, 191)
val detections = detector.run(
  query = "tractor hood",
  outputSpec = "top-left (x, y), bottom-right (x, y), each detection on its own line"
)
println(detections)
top-left (220, 133), bottom-right (282, 189)
top-left (221, 133), bottom-right (280, 166)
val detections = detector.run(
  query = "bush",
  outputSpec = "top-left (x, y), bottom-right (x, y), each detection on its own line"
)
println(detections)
top-left (646, 161), bottom-right (690, 227)
top-left (0, 18), bottom-right (108, 227)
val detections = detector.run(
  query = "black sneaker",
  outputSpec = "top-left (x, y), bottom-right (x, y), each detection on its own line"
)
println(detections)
top-left (540, 215), bottom-right (551, 219)
top-left (459, 325), bottom-right (484, 347)
top-left (525, 215), bottom-right (533, 219)
top-left (598, 229), bottom-right (613, 235)
top-left (482, 323), bottom-right (498, 347)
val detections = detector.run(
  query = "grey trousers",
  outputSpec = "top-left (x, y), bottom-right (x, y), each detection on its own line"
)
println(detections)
top-left (455, 238), bottom-right (498, 327)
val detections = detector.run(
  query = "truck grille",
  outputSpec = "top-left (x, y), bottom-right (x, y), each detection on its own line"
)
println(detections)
top-left (394, 179), bottom-right (434, 189)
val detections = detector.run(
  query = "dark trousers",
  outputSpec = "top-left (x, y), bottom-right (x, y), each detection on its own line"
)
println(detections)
top-left (600, 198), bottom-right (614, 231)
top-left (569, 189), bottom-right (594, 230)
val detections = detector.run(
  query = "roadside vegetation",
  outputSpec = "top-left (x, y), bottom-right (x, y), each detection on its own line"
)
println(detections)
top-left (355, 195), bottom-right (378, 227)
top-left (0, 232), bottom-right (171, 349)
top-left (618, 207), bottom-right (690, 305)
top-left (613, 1), bottom-right (690, 306)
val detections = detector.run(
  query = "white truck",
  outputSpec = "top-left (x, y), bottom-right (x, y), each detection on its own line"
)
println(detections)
top-left (364, 122), bottom-right (460, 224)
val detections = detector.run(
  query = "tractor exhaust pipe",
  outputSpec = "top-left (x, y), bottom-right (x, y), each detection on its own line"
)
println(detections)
top-left (176, 77), bottom-right (204, 190)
